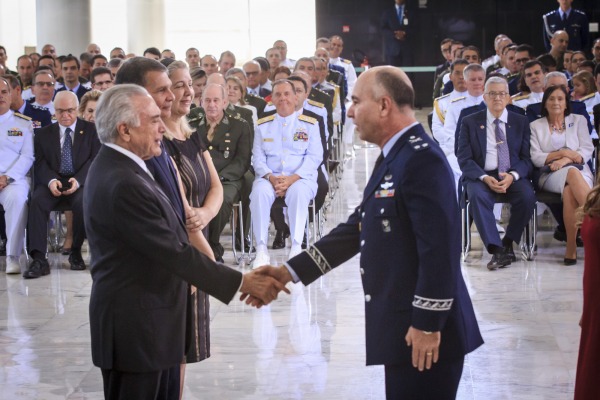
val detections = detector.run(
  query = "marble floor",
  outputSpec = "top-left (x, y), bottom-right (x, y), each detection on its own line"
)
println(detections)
top-left (0, 109), bottom-right (584, 399)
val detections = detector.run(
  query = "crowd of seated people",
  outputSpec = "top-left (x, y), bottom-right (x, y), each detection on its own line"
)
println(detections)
top-left (0, 37), bottom-right (350, 277)
top-left (431, 30), bottom-right (600, 268)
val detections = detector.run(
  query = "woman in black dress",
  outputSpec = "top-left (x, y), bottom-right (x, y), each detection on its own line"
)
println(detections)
top-left (163, 60), bottom-right (223, 394)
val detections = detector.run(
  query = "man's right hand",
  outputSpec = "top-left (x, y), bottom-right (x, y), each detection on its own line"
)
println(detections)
top-left (49, 180), bottom-right (63, 197)
top-left (240, 265), bottom-right (294, 307)
top-left (239, 268), bottom-right (290, 308)
top-left (482, 176), bottom-right (505, 193)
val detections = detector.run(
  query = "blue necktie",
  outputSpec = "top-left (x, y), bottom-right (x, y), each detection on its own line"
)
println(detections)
top-left (494, 119), bottom-right (510, 176)
top-left (397, 5), bottom-right (404, 24)
top-left (60, 127), bottom-right (75, 176)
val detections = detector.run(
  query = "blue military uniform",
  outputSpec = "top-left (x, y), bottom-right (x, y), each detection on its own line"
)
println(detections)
top-left (287, 124), bottom-right (483, 398)
top-left (543, 7), bottom-right (589, 51)
top-left (18, 101), bottom-right (52, 131)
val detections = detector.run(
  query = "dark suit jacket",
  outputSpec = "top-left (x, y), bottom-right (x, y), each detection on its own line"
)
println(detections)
top-left (145, 144), bottom-right (185, 222)
top-left (380, 3), bottom-right (415, 58)
top-left (84, 146), bottom-right (243, 372)
top-left (288, 124), bottom-right (483, 366)
top-left (309, 87), bottom-right (333, 143)
top-left (33, 118), bottom-right (100, 188)
top-left (594, 103), bottom-right (600, 134)
top-left (54, 84), bottom-right (91, 101)
top-left (258, 87), bottom-right (271, 98)
top-left (526, 101), bottom-right (593, 134)
top-left (245, 94), bottom-right (267, 117)
top-left (454, 102), bottom-right (525, 155)
top-left (457, 109), bottom-right (533, 182)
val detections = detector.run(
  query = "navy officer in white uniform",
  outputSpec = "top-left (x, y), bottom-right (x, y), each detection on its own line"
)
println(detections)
top-left (0, 77), bottom-right (34, 274)
top-left (250, 66), bottom-right (483, 399)
top-left (250, 79), bottom-right (322, 267)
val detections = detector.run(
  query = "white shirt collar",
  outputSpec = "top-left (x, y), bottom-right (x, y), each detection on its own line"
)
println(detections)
top-left (0, 109), bottom-right (12, 123)
top-left (486, 109), bottom-right (508, 125)
top-left (104, 142), bottom-right (154, 179)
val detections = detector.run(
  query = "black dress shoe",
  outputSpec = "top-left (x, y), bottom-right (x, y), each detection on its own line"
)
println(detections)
top-left (504, 245), bottom-right (517, 263)
top-left (563, 257), bottom-right (577, 266)
top-left (272, 230), bottom-right (289, 250)
top-left (234, 235), bottom-right (255, 252)
top-left (68, 252), bottom-right (86, 271)
top-left (487, 252), bottom-right (512, 271)
top-left (553, 228), bottom-right (567, 242)
top-left (23, 258), bottom-right (50, 279)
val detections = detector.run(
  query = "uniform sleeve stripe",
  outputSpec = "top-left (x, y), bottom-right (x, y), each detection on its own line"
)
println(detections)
top-left (412, 295), bottom-right (453, 311)
top-left (307, 245), bottom-right (331, 275)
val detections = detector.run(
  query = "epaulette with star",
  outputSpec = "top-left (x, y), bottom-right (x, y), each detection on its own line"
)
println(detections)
top-left (257, 115), bottom-right (275, 125)
top-left (14, 112), bottom-right (32, 121)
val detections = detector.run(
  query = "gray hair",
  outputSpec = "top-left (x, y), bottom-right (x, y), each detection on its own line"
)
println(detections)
top-left (463, 63), bottom-right (485, 79)
top-left (95, 84), bottom-right (147, 144)
top-left (202, 82), bottom-right (225, 101)
top-left (544, 71), bottom-right (568, 88)
top-left (484, 76), bottom-right (509, 93)
top-left (225, 67), bottom-right (245, 78)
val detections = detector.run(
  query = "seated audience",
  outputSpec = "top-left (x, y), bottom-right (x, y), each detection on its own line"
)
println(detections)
top-left (529, 85), bottom-right (594, 264)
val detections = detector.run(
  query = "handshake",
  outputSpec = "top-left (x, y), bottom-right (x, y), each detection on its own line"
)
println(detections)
top-left (239, 265), bottom-right (294, 307)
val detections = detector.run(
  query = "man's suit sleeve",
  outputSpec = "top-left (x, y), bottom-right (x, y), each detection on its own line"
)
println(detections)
top-left (509, 116), bottom-right (533, 179)
top-left (287, 209), bottom-right (361, 285)
top-left (33, 128), bottom-right (59, 186)
top-left (74, 124), bottom-right (101, 187)
top-left (112, 179), bottom-right (243, 304)
top-left (457, 117), bottom-right (486, 180)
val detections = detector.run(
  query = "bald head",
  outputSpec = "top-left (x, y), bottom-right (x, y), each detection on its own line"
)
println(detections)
top-left (365, 66), bottom-right (414, 108)
top-left (206, 73), bottom-right (226, 86)
top-left (550, 30), bottom-right (569, 54)
top-left (54, 90), bottom-right (79, 107)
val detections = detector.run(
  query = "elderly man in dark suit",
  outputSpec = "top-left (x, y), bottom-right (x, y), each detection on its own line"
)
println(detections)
top-left (458, 76), bottom-right (536, 270)
top-left (85, 84), bottom-right (286, 400)
top-left (253, 66), bottom-right (483, 399)
top-left (23, 90), bottom-right (101, 279)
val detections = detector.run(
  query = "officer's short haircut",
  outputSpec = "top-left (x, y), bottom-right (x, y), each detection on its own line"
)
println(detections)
top-left (502, 44), bottom-right (517, 56)
top-left (272, 79), bottom-right (295, 94)
top-left (440, 38), bottom-right (453, 46)
top-left (219, 50), bottom-right (236, 64)
top-left (201, 83), bottom-right (225, 101)
top-left (115, 57), bottom-right (166, 87)
top-left (523, 60), bottom-right (545, 73)
top-left (225, 68), bottom-right (244, 79)
top-left (484, 76), bottom-right (508, 93)
top-left (253, 57), bottom-right (269, 72)
top-left (294, 57), bottom-right (315, 70)
top-left (107, 58), bottom-right (123, 69)
top-left (543, 71), bottom-right (567, 88)
top-left (287, 75), bottom-right (307, 93)
top-left (0, 76), bottom-right (9, 90)
top-left (33, 69), bottom-right (55, 82)
top-left (38, 54), bottom-right (54, 65)
top-left (16, 54), bottom-right (32, 65)
top-left (191, 67), bottom-right (207, 81)
top-left (92, 54), bottom-right (108, 64)
top-left (578, 60), bottom-right (595, 72)
top-left (373, 68), bottom-right (414, 109)
top-left (2, 74), bottom-right (20, 90)
top-left (143, 47), bottom-right (161, 58)
top-left (61, 54), bottom-right (80, 69)
top-left (537, 53), bottom-right (557, 70)
top-left (462, 45), bottom-right (481, 60)
top-left (186, 47), bottom-right (199, 54)
top-left (463, 63), bottom-right (485, 79)
top-left (329, 35), bottom-right (343, 44)
top-left (564, 49), bottom-right (574, 56)
top-left (515, 44), bottom-right (534, 57)
top-left (80, 52), bottom-right (93, 64)
top-left (518, 60), bottom-right (545, 92)
top-left (90, 67), bottom-right (113, 84)
top-left (450, 58), bottom-right (469, 72)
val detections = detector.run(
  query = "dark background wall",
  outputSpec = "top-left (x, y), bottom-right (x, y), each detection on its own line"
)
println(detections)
top-left (316, 0), bottom-right (599, 106)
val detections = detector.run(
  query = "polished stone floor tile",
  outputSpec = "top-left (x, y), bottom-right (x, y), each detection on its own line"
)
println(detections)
top-left (0, 111), bottom-right (585, 399)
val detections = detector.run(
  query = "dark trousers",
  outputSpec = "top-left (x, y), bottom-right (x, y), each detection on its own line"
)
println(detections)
top-left (208, 181), bottom-right (241, 258)
top-left (465, 177), bottom-right (536, 253)
top-left (0, 208), bottom-right (6, 241)
top-left (384, 356), bottom-right (464, 400)
top-left (27, 186), bottom-right (85, 255)
top-left (101, 364), bottom-right (180, 400)
top-left (271, 169), bottom-right (329, 234)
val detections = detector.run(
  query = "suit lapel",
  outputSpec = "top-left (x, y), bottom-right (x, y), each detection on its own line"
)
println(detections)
top-left (72, 119), bottom-right (84, 167)
top-left (476, 112), bottom-right (487, 161)
top-left (51, 123), bottom-right (61, 169)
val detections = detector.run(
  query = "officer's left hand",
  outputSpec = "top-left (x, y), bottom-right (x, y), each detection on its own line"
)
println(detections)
top-left (497, 172), bottom-right (514, 191)
top-left (0, 175), bottom-right (8, 190)
top-left (61, 178), bottom-right (79, 196)
top-left (405, 326), bottom-right (441, 371)
top-left (274, 175), bottom-right (300, 197)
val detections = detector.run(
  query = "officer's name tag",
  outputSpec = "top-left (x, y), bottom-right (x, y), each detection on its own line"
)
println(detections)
top-left (375, 189), bottom-right (395, 198)
top-left (8, 129), bottom-right (23, 137)
top-left (263, 138), bottom-right (274, 142)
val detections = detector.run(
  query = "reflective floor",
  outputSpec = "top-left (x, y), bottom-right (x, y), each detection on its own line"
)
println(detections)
top-left (0, 110), bottom-right (584, 399)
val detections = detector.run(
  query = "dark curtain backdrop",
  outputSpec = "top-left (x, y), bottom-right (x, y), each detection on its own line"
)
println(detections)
top-left (316, 0), bottom-right (599, 106)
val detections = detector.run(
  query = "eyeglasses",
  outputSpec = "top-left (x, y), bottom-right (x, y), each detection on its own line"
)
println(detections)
top-left (515, 58), bottom-right (530, 64)
top-left (55, 108), bottom-right (77, 115)
top-left (35, 81), bottom-right (55, 87)
top-left (245, 71), bottom-right (259, 76)
top-left (485, 91), bottom-right (508, 98)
